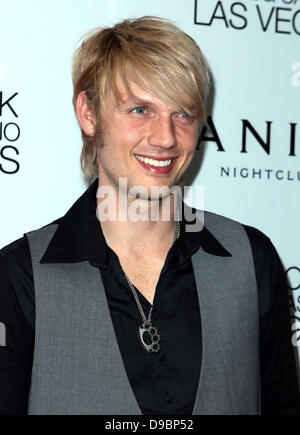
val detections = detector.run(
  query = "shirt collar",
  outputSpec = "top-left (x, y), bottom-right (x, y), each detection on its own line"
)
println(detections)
top-left (40, 178), bottom-right (231, 267)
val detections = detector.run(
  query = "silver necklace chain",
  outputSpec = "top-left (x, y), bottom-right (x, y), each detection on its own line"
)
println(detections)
top-left (122, 220), bottom-right (180, 353)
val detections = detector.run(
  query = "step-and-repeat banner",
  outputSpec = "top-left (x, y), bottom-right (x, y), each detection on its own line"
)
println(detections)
top-left (1, 0), bottom-right (299, 377)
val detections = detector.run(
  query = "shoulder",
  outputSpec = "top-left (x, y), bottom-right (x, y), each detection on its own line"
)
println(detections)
top-left (0, 221), bottom-right (61, 330)
top-left (203, 212), bottom-right (285, 311)
top-left (204, 210), bottom-right (273, 250)
top-left (0, 217), bottom-right (61, 275)
top-left (206, 213), bottom-right (285, 294)
top-left (203, 210), bottom-right (274, 253)
top-left (203, 210), bottom-right (252, 236)
top-left (242, 224), bottom-right (282, 277)
top-left (0, 236), bottom-right (32, 275)
top-left (0, 236), bottom-right (34, 329)
top-left (203, 210), bottom-right (280, 272)
top-left (243, 224), bottom-right (273, 254)
top-left (241, 225), bottom-right (282, 288)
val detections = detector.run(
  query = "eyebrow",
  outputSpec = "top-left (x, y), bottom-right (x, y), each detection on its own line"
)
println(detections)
top-left (118, 97), bottom-right (155, 109)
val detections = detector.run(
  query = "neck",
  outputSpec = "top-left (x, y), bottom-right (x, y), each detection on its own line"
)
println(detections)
top-left (96, 180), bottom-right (180, 253)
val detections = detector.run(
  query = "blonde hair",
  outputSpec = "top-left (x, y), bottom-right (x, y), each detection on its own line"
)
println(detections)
top-left (72, 16), bottom-right (210, 184)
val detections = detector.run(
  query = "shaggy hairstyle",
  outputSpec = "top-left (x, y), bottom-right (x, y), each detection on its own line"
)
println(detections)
top-left (72, 16), bottom-right (210, 184)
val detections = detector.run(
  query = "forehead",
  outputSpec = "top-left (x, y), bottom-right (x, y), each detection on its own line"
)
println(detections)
top-left (106, 78), bottom-right (174, 110)
top-left (101, 69), bottom-right (200, 119)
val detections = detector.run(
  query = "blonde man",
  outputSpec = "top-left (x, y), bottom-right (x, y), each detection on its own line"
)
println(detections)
top-left (0, 17), bottom-right (299, 415)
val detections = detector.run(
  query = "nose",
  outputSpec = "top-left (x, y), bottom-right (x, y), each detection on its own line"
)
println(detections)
top-left (148, 116), bottom-right (176, 149)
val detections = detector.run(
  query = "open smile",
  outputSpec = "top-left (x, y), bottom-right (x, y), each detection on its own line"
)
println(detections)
top-left (134, 154), bottom-right (177, 174)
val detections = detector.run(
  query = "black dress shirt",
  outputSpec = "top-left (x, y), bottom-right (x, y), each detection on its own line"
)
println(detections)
top-left (0, 179), bottom-right (299, 415)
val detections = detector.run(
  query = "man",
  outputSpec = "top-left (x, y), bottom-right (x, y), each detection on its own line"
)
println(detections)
top-left (0, 16), bottom-right (299, 415)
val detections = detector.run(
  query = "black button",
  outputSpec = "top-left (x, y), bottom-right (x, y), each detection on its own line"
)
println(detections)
top-left (165, 393), bottom-right (173, 404)
top-left (158, 352), bottom-right (165, 361)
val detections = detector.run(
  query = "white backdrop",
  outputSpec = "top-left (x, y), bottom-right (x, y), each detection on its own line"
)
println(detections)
top-left (1, 0), bottom-right (299, 376)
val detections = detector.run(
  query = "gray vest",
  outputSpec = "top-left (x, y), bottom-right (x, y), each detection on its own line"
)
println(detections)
top-left (26, 211), bottom-right (260, 415)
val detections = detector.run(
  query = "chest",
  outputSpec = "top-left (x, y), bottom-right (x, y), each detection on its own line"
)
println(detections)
top-left (118, 254), bottom-right (166, 305)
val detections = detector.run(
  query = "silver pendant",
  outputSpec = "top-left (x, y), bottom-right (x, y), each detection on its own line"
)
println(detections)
top-left (138, 322), bottom-right (160, 352)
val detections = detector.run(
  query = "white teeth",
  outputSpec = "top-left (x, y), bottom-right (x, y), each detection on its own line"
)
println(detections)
top-left (135, 155), bottom-right (172, 167)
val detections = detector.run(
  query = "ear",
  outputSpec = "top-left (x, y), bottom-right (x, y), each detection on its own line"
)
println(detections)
top-left (76, 90), bottom-right (96, 136)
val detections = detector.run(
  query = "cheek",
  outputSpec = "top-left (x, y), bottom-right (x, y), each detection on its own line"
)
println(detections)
top-left (100, 123), bottom-right (145, 165)
top-left (122, 121), bottom-right (146, 145)
top-left (101, 127), bottom-right (144, 180)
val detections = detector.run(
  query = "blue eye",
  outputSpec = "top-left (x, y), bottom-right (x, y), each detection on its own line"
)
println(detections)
top-left (176, 112), bottom-right (195, 124)
top-left (178, 112), bottom-right (189, 118)
top-left (132, 107), bottom-right (147, 114)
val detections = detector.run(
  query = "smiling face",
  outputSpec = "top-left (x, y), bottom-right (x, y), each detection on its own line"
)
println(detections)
top-left (94, 80), bottom-right (199, 200)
